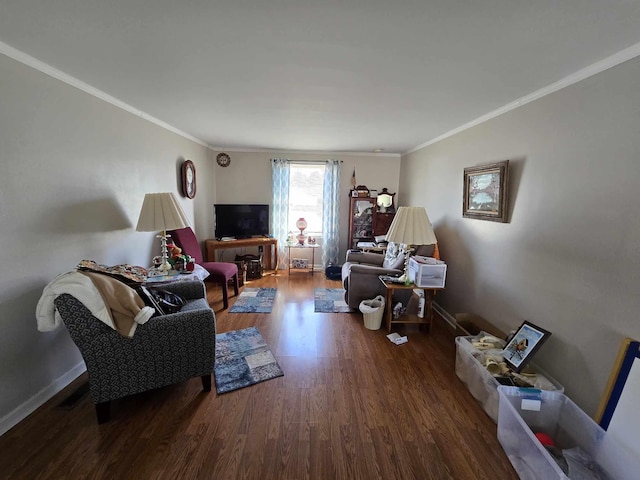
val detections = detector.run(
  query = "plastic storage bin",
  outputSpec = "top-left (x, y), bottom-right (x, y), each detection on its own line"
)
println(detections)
top-left (497, 386), bottom-right (639, 480)
top-left (359, 295), bottom-right (385, 330)
top-left (455, 335), bottom-right (563, 423)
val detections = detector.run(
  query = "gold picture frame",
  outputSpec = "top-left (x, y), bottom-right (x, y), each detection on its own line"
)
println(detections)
top-left (463, 160), bottom-right (509, 222)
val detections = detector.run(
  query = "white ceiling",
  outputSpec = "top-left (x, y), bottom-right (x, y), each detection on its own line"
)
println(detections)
top-left (2, 0), bottom-right (640, 154)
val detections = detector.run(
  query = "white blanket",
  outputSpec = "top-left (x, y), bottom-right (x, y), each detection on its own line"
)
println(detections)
top-left (36, 271), bottom-right (153, 336)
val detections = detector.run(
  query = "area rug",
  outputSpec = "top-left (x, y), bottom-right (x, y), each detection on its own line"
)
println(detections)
top-left (314, 288), bottom-right (353, 313)
top-left (229, 287), bottom-right (277, 313)
top-left (214, 327), bottom-right (284, 394)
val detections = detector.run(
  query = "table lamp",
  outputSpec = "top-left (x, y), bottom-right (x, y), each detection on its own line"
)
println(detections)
top-left (385, 206), bottom-right (437, 283)
top-left (136, 192), bottom-right (190, 271)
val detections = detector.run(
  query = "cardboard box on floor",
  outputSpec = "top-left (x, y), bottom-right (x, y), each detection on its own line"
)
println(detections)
top-left (455, 313), bottom-right (506, 339)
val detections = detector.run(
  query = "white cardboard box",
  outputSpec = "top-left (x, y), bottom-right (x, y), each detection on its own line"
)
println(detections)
top-left (408, 257), bottom-right (447, 288)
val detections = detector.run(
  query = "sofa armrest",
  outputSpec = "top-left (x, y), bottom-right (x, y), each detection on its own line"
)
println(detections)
top-left (345, 250), bottom-right (385, 266)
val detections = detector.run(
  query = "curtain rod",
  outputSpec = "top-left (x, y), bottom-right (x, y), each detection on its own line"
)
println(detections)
top-left (270, 159), bottom-right (343, 164)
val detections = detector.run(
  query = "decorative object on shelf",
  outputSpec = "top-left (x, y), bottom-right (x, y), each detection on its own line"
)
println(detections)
top-left (385, 206), bottom-right (437, 284)
top-left (295, 217), bottom-right (307, 245)
top-left (216, 152), bottom-right (231, 167)
top-left (463, 160), bottom-right (509, 222)
top-left (355, 185), bottom-right (370, 197)
top-left (136, 192), bottom-right (190, 272)
top-left (351, 168), bottom-right (357, 189)
top-left (501, 321), bottom-right (551, 373)
top-left (181, 159), bottom-right (196, 199)
top-left (376, 188), bottom-right (395, 213)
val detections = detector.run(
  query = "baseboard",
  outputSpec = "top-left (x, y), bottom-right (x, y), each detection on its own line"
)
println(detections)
top-left (433, 301), bottom-right (456, 330)
top-left (0, 362), bottom-right (86, 437)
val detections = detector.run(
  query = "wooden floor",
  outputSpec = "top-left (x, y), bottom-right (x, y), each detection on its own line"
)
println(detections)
top-left (0, 272), bottom-right (518, 480)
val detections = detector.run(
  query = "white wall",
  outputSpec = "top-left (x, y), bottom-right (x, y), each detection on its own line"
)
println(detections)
top-left (212, 151), bottom-right (401, 264)
top-left (0, 51), bottom-right (402, 433)
top-left (400, 56), bottom-right (640, 416)
top-left (0, 54), bottom-right (213, 433)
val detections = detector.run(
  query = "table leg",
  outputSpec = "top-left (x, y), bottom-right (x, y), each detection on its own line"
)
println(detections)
top-left (385, 288), bottom-right (393, 332)
top-left (426, 289), bottom-right (433, 334)
top-left (273, 243), bottom-right (278, 272)
top-left (264, 247), bottom-right (272, 271)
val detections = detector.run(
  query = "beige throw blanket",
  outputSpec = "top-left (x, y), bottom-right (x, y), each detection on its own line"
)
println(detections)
top-left (80, 272), bottom-right (154, 337)
top-left (36, 271), bottom-right (154, 337)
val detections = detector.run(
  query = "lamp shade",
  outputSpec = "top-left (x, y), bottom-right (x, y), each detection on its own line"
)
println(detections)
top-left (385, 206), bottom-right (437, 245)
top-left (136, 192), bottom-right (190, 232)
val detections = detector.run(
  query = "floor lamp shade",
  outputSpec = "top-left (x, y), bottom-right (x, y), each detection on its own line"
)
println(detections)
top-left (136, 193), bottom-right (190, 233)
top-left (385, 206), bottom-right (437, 246)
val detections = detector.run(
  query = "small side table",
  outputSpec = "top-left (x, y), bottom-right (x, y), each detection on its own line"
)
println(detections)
top-left (287, 244), bottom-right (320, 274)
top-left (379, 276), bottom-right (443, 333)
top-left (145, 264), bottom-right (210, 284)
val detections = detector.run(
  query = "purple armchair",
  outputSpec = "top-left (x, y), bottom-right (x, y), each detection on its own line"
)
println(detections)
top-left (169, 227), bottom-right (239, 309)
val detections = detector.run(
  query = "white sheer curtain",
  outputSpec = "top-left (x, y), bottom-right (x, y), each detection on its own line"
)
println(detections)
top-left (271, 159), bottom-right (290, 270)
top-left (322, 159), bottom-right (341, 268)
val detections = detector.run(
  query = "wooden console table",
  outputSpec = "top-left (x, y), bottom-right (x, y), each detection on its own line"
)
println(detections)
top-left (205, 238), bottom-right (278, 271)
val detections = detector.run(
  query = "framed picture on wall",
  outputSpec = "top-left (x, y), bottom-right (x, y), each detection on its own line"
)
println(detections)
top-left (463, 160), bottom-right (509, 222)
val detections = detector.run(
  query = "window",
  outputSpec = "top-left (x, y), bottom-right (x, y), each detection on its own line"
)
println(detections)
top-left (288, 163), bottom-right (324, 235)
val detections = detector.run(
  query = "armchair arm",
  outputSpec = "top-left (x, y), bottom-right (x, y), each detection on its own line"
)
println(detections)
top-left (345, 250), bottom-right (385, 266)
top-left (159, 280), bottom-right (206, 300)
top-left (348, 264), bottom-right (402, 277)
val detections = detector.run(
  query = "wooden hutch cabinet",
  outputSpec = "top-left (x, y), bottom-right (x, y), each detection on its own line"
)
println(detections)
top-left (348, 190), bottom-right (396, 249)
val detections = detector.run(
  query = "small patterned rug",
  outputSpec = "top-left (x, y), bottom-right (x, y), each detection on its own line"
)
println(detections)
top-left (229, 288), bottom-right (277, 313)
top-left (314, 288), bottom-right (353, 313)
top-left (214, 327), bottom-right (284, 394)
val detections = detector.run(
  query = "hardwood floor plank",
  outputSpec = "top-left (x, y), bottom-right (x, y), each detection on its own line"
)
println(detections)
top-left (0, 272), bottom-right (518, 479)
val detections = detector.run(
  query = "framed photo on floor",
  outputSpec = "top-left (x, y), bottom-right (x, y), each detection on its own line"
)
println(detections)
top-left (463, 160), bottom-right (509, 222)
top-left (501, 320), bottom-right (551, 372)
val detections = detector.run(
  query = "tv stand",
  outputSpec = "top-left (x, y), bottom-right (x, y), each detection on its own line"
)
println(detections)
top-left (205, 238), bottom-right (278, 271)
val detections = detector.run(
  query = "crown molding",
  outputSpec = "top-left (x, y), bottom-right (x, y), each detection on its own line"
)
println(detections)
top-left (0, 40), bottom-right (209, 148)
top-left (209, 146), bottom-right (401, 158)
top-left (405, 40), bottom-right (640, 155)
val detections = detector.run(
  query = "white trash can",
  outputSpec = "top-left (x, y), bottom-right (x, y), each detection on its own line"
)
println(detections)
top-left (359, 295), bottom-right (385, 330)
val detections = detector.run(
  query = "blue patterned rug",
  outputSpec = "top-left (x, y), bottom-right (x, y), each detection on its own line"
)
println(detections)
top-left (214, 327), bottom-right (284, 394)
top-left (229, 287), bottom-right (277, 313)
top-left (314, 288), bottom-right (353, 313)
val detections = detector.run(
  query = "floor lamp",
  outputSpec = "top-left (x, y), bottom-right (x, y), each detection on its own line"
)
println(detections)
top-left (385, 206), bottom-right (437, 284)
top-left (136, 192), bottom-right (191, 271)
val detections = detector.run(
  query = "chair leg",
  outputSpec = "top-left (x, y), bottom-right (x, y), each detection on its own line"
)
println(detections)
top-left (96, 401), bottom-right (111, 424)
top-left (201, 374), bottom-right (212, 392)
top-left (232, 273), bottom-right (239, 296)
top-left (221, 280), bottom-right (229, 309)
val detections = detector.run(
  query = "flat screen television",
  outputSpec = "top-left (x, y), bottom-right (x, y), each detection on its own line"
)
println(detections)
top-left (214, 204), bottom-right (270, 239)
